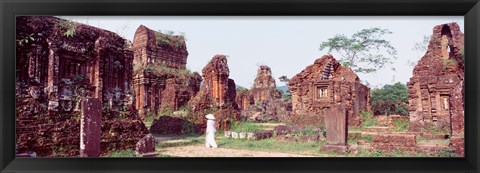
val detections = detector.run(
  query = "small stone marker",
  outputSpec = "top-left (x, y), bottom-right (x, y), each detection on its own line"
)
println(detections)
top-left (239, 132), bottom-right (247, 139)
top-left (325, 106), bottom-right (347, 145)
top-left (80, 98), bottom-right (102, 157)
top-left (231, 132), bottom-right (239, 139)
top-left (136, 134), bottom-right (157, 157)
top-left (320, 106), bottom-right (348, 153)
top-left (224, 131), bottom-right (232, 138)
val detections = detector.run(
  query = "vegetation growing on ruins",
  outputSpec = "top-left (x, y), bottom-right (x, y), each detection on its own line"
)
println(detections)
top-left (16, 33), bottom-right (35, 46)
top-left (55, 19), bottom-right (76, 37)
top-left (133, 62), bottom-right (192, 77)
top-left (370, 82), bottom-right (408, 116)
top-left (155, 29), bottom-right (186, 49)
top-left (442, 58), bottom-right (458, 69)
top-left (392, 117), bottom-right (409, 132)
top-left (319, 27), bottom-right (398, 73)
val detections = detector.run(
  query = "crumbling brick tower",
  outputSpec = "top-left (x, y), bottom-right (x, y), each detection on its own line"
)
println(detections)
top-left (288, 55), bottom-right (371, 126)
top-left (132, 25), bottom-right (201, 118)
top-left (189, 55), bottom-right (240, 130)
top-left (239, 65), bottom-right (291, 121)
top-left (251, 65), bottom-right (280, 102)
top-left (16, 16), bottom-right (147, 156)
top-left (407, 23), bottom-right (464, 135)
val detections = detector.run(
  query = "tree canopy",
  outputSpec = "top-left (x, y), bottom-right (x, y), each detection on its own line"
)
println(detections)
top-left (319, 27), bottom-right (398, 73)
top-left (370, 82), bottom-right (408, 116)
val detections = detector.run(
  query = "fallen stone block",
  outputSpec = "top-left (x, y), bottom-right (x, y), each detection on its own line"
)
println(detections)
top-left (136, 134), bottom-right (156, 157)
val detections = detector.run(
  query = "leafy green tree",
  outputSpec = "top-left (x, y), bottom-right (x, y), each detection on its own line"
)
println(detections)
top-left (370, 82), bottom-right (408, 116)
top-left (319, 27), bottom-right (397, 73)
top-left (278, 75), bottom-right (291, 100)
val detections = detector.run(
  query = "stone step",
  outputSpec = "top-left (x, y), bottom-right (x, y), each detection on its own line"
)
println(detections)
top-left (420, 133), bottom-right (449, 140)
top-left (137, 152), bottom-right (158, 157)
top-left (416, 144), bottom-right (451, 153)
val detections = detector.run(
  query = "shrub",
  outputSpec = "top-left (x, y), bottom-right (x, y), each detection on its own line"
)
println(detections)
top-left (55, 20), bottom-right (76, 37)
top-left (370, 82), bottom-right (408, 116)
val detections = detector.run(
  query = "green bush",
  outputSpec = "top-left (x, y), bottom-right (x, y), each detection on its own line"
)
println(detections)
top-left (370, 82), bottom-right (408, 116)
top-left (56, 20), bottom-right (76, 37)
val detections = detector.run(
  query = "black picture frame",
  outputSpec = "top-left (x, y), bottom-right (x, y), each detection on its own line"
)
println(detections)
top-left (1, 0), bottom-right (479, 173)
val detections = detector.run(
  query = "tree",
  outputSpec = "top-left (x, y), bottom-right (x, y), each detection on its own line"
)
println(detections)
top-left (278, 75), bottom-right (289, 83)
top-left (278, 75), bottom-right (291, 100)
top-left (319, 27), bottom-right (398, 73)
top-left (370, 82), bottom-right (408, 116)
top-left (408, 34), bottom-right (431, 67)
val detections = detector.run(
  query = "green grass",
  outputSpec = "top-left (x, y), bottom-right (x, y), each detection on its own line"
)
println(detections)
top-left (360, 110), bottom-right (377, 128)
top-left (347, 139), bottom-right (358, 145)
top-left (217, 138), bottom-right (325, 155)
top-left (104, 149), bottom-right (175, 158)
top-left (392, 118), bottom-right (409, 132)
top-left (358, 148), bottom-right (456, 157)
top-left (348, 126), bottom-right (363, 132)
top-left (155, 135), bottom-right (204, 148)
top-left (143, 112), bottom-right (157, 129)
top-left (105, 149), bottom-right (136, 157)
top-left (230, 122), bottom-right (266, 133)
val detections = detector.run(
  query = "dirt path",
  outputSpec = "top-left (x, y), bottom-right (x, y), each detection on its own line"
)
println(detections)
top-left (157, 145), bottom-right (314, 157)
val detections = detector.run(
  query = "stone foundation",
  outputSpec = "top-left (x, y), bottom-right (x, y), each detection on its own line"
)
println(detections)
top-left (372, 134), bottom-right (417, 151)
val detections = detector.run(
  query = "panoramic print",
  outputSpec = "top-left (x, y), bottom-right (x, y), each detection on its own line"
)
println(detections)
top-left (15, 16), bottom-right (464, 157)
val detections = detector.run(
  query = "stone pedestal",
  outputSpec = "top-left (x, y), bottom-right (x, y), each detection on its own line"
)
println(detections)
top-left (80, 98), bottom-right (102, 157)
top-left (320, 145), bottom-right (349, 154)
top-left (321, 106), bottom-right (348, 154)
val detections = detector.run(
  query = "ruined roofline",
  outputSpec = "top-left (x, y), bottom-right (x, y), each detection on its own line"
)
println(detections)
top-left (49, 16), bottom-right (128, 42)
top-left (411, 22), bottom-right (464, 77)
top-left (288, 54), bottom-right (360, 88)
top-left (133, 24), bottom-right (187, 51)
top-left (202, 54), bottom-right (230, 76)
top-left (17, 16), bottom-right (132, 57)
top-left (253, 65), bottom-right (277, 89)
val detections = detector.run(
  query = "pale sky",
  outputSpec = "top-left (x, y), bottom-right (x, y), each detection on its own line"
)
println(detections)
top-left (59, 16), bottom-right (464, 89)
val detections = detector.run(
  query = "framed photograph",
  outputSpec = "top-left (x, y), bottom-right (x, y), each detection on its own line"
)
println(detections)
top-left (1, 0), bottom-right (479, 172)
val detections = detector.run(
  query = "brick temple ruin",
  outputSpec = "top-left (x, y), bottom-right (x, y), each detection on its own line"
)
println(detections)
top-left (236, 65), bottom-right (292, 121)
top-left (188, 54), bottom-right (240, 130)
top-left (288, 55), bottom-right (371, 126)
top-left (407, 23), bottom-right (464, 156)
top-left (407, 23), bottom-right (464, 135)
top-left (16, 16), bottom-right (148, 157)
top-left (132, 25), bottom-right (202, 118)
